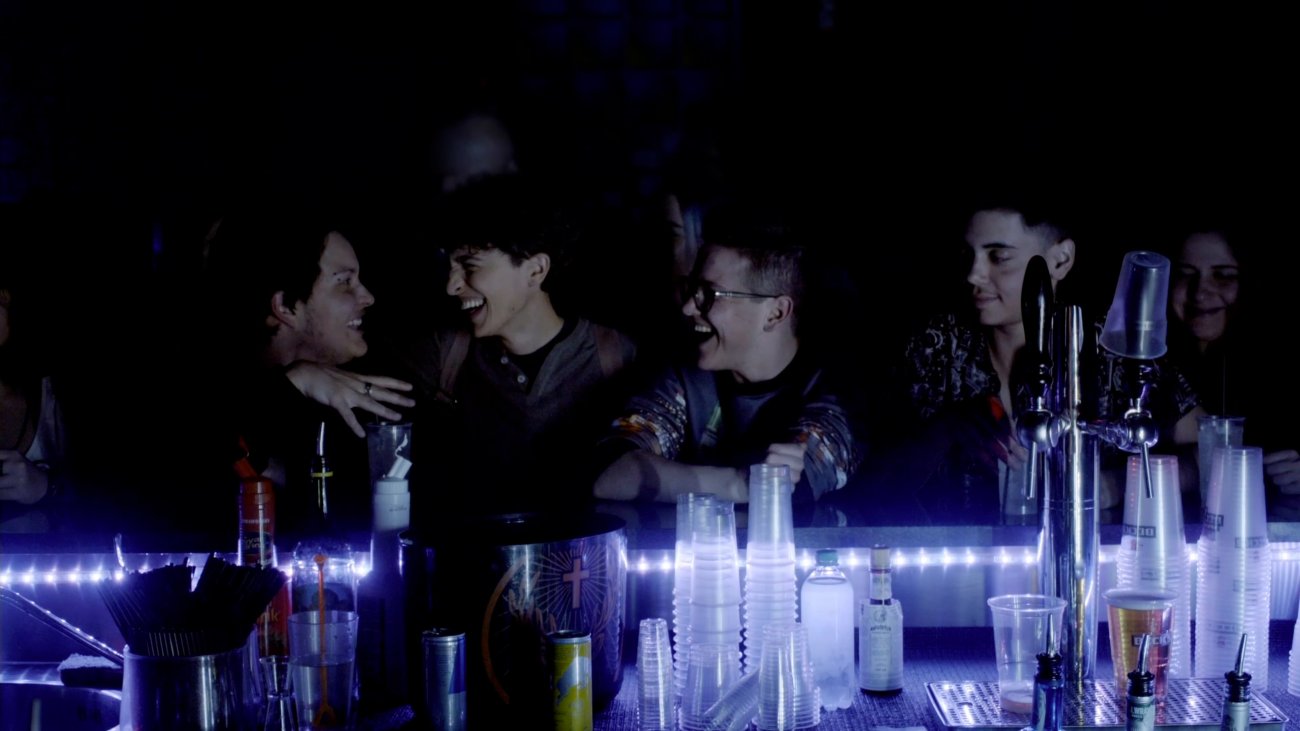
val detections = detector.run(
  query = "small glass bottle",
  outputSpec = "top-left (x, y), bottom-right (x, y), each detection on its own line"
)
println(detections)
top-left (1125, 634), bottom-right (1155, 731)
top-left (801, 548), bottom-right (856, 709)
top-left (1220, 634), bottom-right (1252, 731)
top-left (1020, 623), bottom-right (1064, 731)
top-left (859, 545), bottom-right (903, 694)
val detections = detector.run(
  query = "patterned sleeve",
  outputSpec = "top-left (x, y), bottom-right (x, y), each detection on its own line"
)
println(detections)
top-left (603, 368), bottom-right (690, 460)
top-left (791, 374), bottom-right (865, 500)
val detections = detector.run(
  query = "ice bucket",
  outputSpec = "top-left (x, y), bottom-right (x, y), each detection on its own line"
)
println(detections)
top-left (401, 510), bottom-right (627, 725)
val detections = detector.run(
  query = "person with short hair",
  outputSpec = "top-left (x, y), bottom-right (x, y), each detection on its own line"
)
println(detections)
top-left (593, 202), bottom-right (864, 504)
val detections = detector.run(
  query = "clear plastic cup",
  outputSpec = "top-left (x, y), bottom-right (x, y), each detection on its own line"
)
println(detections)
top-left (675, 493), bottom-right (717, 697)
top-left (1104, 588), bottom-right (1175, 703)
top-left (680, 644), bottom-right (740, 731)
top-left (1116, 454), bottom-right (1191, 677)
top-left (1195, 446), bottom-right (1271, 686)
top-left (1100, 250), bottom-right (1171, 359)
top-left (746, 465), bottom-right (795, 547)
top-left (756, 623), bottom-right (819, 731)
top-left (987, 595), bottom-right (1066, 714)
top-left (637, 618), bottom-right (673, 731)
top-left (364, 421), bottom-right (412, 488)
top-left (1198, 416), bottom-right (1245, 507)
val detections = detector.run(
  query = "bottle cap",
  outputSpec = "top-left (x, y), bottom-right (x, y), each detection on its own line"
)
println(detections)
top-left (870, 545), bottom-right (891, 570)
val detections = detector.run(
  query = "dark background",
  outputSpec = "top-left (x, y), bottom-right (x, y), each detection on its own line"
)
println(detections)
top-left (2, 0), bottom-right (1295, 534)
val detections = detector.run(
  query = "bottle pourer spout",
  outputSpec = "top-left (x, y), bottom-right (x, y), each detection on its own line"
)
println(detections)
top-left (1136, 633), bottom-right (1151, 676)
top-left (316, 421), bottom-right (327, 457)
top-left (1045, 621), bottom-right (1056, 656)
top-left (1234, 632), bottom-right (1247, 676)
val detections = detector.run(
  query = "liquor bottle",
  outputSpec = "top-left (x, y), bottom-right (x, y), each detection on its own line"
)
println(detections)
top-left (859, 545), bottom-right (903, 694)
top-left (290, 421), bottom-right (355, 614)
top-left (800, 548), bottom-right (856, 709)
top-left (1022, 623), bottom-right (1063, 731)
top-left (1220, 634), bottom-right (1252, 731)
top-left (235, 443), bottom-right (290, 658)
top-left (1125, 634), bottom-right (1154, 731)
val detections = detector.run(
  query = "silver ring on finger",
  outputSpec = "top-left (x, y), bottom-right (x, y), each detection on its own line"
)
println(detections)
top-left (364, 382), bottom-right (373, 396)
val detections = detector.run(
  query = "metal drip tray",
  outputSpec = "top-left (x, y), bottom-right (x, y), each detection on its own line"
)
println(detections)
top-left (926, 679), bottom-right (1288, 731)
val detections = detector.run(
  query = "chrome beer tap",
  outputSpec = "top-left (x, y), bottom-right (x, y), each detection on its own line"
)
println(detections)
top-left (1016, 251), bottom-right (1171, 684)
top-left (1016, 254), bottom-right (1099, 684)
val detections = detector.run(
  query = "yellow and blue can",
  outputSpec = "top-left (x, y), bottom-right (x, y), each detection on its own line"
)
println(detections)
top-left (548, 630), bottom-right (593, 731)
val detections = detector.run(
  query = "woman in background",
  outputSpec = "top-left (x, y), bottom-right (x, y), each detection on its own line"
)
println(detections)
top-left (1166, 226), bottom-right (1300, 502)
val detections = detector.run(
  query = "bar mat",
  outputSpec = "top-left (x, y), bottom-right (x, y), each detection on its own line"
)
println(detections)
top-left (926, 678), bottom-right (1287, 731)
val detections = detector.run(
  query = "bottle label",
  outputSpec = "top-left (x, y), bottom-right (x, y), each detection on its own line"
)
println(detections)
top-left (1124, 696), bottom-right (1155, 731)
top-left (1221, 703), bottom-right (1250, 731)
top-left (859, 600), bottom-right (903, 690)
top-left (255, 583), bottom-right (291, 657)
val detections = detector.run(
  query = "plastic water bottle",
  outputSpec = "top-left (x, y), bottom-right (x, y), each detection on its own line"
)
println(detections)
top-left (800, 548), bottom-right (856, 710)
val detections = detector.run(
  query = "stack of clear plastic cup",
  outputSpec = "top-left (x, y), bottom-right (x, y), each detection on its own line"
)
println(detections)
top-left (637, 618), bottom-right (674, 731)
top-left (742, 464), bottom-right (799, 676)
top-left (1288, 598), bottom-right (1300, 696)
top-left (757, 622), bottom-right (820, 731)
top-left (675, 493), bottom-right (717, 698)
top-left (1195, 446), bottom-right (1271, 687)
top-left (1115, 454), bottom-right (1191, 677)
top-left (686, 500), bottom-right (743, 678)
top-left (680, 643), bottom-right (741, 731)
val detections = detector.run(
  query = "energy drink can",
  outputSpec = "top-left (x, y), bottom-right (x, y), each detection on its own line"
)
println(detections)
top-left (549, 630), bottom-right (593, 731)
top-left (422, 628), bottom-right (467, 731)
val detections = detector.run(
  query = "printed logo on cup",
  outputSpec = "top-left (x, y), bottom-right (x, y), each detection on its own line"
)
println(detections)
top-left (1130, 631), bottom-right (1171, 647)
top-left (1203, 511), bottom-right (1224, 535)
top-left (1123, 523), bottom-right (1157, 538)
top-left (1237, 536), bottom-right (1267, 549)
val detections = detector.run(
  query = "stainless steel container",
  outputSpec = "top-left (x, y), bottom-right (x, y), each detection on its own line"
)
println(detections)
top-left (402, 511), bottom-right (627, 726)
top-left (119, 644), bottom-right (257, 730)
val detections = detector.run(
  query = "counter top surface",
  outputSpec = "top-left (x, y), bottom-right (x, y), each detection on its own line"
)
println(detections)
top-left (358, 622), bottom-right (1300, 730)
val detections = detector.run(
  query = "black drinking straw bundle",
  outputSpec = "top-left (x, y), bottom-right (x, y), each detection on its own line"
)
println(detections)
top-left (99, 554), bottom-right (287, 657)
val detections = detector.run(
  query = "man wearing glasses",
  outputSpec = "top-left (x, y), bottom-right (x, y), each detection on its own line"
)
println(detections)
top-left (592, 203), bottom-right (863, 504)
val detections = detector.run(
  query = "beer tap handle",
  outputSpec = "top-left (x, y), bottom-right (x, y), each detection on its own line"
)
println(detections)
top-left (1023, 255), bottom-right (1053, 360)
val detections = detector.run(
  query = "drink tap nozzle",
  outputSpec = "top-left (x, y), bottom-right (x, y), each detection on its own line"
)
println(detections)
top-left (1097, 251), bottom-right (1171, 497)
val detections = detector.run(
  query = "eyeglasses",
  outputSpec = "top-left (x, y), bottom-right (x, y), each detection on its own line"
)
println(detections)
top-left (687, 281), bottom-right (782, 314)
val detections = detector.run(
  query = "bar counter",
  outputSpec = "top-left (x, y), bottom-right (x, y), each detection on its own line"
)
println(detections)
top-left (348, 623), bottom-right (1298, 730)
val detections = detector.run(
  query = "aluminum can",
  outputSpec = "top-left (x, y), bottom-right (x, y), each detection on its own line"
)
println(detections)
top-left (422, 628), bottom-right (467, 731)
top-left (549, 630), bottom-right (592, 731)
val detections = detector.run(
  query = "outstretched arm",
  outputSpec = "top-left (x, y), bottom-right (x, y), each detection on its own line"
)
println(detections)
top-left (593, 449), bottom-right (747, 503)
top-left (284, 362), bottom-right (415, 437)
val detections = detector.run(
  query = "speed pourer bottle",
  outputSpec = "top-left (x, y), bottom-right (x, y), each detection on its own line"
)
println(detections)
top-left (290, 421), bottom-right (355, 614)
top-left (1220, 633), bottom-right (1252, 731)
top-left (1020, 622), bottom-right (1064, 731)
top-left (1125, 634), bottom-right (1155, 731)
top-left (859, 545), bottom-right (903, 694)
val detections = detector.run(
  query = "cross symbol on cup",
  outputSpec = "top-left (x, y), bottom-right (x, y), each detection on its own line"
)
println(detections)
top-left (563, 557), bottom-right (590, 609)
